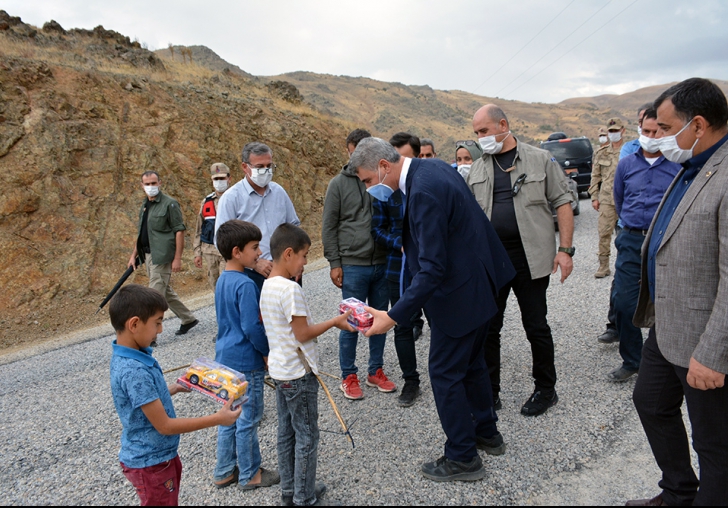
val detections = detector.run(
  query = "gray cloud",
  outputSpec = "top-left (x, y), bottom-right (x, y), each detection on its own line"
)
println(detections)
top-left (4, 0), bottom-right (727, 103)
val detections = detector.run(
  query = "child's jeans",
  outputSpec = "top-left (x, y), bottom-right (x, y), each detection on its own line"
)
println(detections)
top-left (214, 369), bottom-right (264, 484)
top-left (274, 372), bottom-right (320, 506)
top-left (121, 455), bottom-right (182, 506)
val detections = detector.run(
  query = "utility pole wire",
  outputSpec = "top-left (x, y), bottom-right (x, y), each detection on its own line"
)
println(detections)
top-left (471, 0), bottom-right (578, 94)
top-left (504, 0), bottom-right (641, 99)
top-left (491, 0), bottom-right (615, 98)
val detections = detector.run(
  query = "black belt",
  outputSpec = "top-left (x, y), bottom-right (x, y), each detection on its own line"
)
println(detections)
top-left (623, 226), bottom-right (649, 236)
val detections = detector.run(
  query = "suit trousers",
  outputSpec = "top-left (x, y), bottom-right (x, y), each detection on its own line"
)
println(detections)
top-left (633, 329), bottom-right (728, 506)
top-left (145, 260), bottom-right (196, 325)
top-left (429, 319), bottom-right (498, 463)
top-left (597, 203), bottom-right (618, 259)
top-left (484, 247), bottom-right (556, 396)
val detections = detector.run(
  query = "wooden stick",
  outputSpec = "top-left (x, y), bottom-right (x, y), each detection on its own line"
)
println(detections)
top-left (318, 371), bottom-right (340, 381)
top-left (163, 363), bottom-right (191, 375)
top-left (315, 373), bottom-right (354, 448)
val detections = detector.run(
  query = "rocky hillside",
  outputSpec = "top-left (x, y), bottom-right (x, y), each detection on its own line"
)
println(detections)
top-left (0, 11), bottom-right (349, 349)
top-left (269, 72), bottom-right (728, 161)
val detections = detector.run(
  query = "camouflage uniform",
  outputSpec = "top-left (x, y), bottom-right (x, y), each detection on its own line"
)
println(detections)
top-left (589, 129), bottom-right (622, 277)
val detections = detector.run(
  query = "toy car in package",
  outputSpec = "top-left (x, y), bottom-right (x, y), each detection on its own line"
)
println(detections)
top-left (339, 297), bottom-right (374, 333)
top-left (177, 358), bottom-right (248, 409)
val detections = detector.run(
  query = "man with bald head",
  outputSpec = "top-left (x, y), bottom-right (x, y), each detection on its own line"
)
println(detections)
top-left (468, 104), bottom-right (575, 417)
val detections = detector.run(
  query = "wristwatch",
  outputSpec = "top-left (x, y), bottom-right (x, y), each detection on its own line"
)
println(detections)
top-left (558, 246), bottom-right (576, 257)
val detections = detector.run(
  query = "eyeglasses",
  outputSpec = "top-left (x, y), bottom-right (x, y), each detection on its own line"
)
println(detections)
top-left (512, 173), bottom-right (528, 197)
top-left (456, 140), bottom-right (478, 148)
top-left (247, 163), bottom-right (277, 175)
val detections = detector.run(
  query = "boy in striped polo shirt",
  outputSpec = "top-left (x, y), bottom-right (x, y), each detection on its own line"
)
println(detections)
top-left (260, 224), bottom-right (353, 506)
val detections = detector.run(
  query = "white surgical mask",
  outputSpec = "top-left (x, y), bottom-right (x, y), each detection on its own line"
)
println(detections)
top-left (213, 179), bottom-right (229, 193)
top-left (659, 119), bottom-right (699, 164)
top-left (637, 126), bottom-right (643, 136)
top-left (457, 164), bottom-right (471, 179)
top-left (608, 132), bottom-right (622, 143)
top-left (144, 185), bottom-right (159, 198)
top-left (250, 171), bottom-right (273, 188)
top-left (479, 131), bottom-right (511, 155)
top-left (638, 135), bottom-right (661, 154)
top-left (598, 136), bottom-right (608, 144)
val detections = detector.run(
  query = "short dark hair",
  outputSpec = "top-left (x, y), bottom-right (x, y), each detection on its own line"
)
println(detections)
top-left (389, 132), bottom-right (421, 157)
top-left (216, 220), bottom-right (262, 261)
top-left (346, 129), bottom-right (372, 148)
top-left (638, 102), bottom-right (653, 116)
top-left (141, 171), bottom-right (160, 181)
top-left (421, 138), bottom-right (436, 152)
top-left (270, 223), bottom-right (311, 261)
top-left (654, 78), bottom-right (728, 129)
top-left (643, 107), bottom-right (657, 122)
top-left (109, 284), bottom-right (168, 332)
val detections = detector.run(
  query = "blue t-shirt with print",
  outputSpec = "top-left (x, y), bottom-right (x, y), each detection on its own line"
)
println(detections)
top-left (110, 341), bottom-right (179, 468)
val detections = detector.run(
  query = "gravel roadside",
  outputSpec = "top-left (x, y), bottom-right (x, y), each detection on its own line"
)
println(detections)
top-left (0, 200), bottom-right (670, 506)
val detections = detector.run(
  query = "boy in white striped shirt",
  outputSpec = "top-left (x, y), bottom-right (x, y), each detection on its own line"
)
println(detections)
top-left (260, 224), bottom-right (353, 506)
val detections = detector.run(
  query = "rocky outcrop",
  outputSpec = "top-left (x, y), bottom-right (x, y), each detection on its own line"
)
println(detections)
top-left (0, 14), bottom-right (348, 348)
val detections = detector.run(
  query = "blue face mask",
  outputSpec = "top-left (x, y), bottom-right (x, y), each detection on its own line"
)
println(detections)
top-left (367, 169), bottom-right (394, 202)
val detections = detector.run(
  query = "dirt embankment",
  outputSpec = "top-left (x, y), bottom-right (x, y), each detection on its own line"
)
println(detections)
top-left (0, 12), bottom-right (348, 350)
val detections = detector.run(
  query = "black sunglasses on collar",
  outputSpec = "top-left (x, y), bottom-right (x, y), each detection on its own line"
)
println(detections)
top-left (512, 173), bottom-right (528, 197)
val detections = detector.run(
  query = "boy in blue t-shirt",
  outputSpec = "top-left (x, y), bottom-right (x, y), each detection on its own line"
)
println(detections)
top-left (109, 284), bottom-right (241, 506)
top-left (213, 219), bottom-right (280, 491)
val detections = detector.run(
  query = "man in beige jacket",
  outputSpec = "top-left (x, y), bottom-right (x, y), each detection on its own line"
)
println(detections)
top-left (467, 104), bottom-right (574, 418)
top-left (629, 78), bottom-right (728, 507)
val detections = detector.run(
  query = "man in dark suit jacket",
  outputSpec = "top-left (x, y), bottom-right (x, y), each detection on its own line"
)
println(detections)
top-left (349, 137), bottom-right (515, 482)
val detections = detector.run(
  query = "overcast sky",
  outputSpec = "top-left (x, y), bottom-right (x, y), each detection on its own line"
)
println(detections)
top-left (5, 0), bottom-right (727, 103)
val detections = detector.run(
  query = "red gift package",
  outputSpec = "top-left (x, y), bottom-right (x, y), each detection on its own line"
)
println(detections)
top-left (339, 297), bottom-right (374, 333)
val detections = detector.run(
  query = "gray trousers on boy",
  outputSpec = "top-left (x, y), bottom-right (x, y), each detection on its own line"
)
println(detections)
top-left (274, 372), bottom-right (320, 506)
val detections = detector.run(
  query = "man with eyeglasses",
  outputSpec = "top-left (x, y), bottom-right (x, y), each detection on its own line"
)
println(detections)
top-left (467, 104), bottom-right (575, 417)
top-left (214, 142), bottom-right (300, 292)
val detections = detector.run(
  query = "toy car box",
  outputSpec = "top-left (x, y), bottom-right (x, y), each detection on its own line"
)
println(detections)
top-left (339, 297), bottom-right (374, 333)
top-left (176, 358), bottom-right (248, 409)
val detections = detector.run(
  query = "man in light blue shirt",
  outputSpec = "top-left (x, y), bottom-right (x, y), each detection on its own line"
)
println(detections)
top-left (215, 142), bottom-right (300, 291)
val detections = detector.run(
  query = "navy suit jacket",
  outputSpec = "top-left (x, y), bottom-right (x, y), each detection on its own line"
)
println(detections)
top-left (388, 158), bottom-right (515, 338)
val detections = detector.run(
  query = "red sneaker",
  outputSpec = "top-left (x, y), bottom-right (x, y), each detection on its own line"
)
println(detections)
top-left (366, 369), bottom-right (397, 393)
top-left (340, 374), bottom-right (364, 400)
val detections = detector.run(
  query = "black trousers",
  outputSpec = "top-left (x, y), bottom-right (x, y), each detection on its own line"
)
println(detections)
top-left (387, 280), bottom-right (419, 384)
top-left (633, 328), bottom-right (728, 506)
top-left (484, 249), bottom-right (556, 396)
top-left (429, 319), bottom-right (498, 463)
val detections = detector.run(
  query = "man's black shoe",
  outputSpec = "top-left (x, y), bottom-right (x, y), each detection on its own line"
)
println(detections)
top-left (521, 390), bottom-right (558, 417)
top-left (398, 382), bottom-right (421, 407)
top-left (607, 366), bottom-right (638, 382)
top-left (597, 328), bottom-right (619, 344)
top-left (493, 395), bottom-right (502, 411)
top-left (413, 325), bottom-right (423, 342)
top-left (421, 455), bottom-right (486, 482)
top-left (476, 431), bottom-right (506, 456)
top-left (175, 319), bottom-right (199, 336)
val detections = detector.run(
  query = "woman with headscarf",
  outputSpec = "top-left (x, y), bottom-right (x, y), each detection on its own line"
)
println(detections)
top-left (455, 140), bottom-right (483, 179)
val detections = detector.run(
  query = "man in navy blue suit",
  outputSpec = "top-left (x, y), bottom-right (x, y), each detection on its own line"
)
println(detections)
top-left (349, 137), bottom-right (515, 482)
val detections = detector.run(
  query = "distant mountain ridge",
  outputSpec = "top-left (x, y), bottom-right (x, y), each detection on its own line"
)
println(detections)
top-left (155, 45), bottom-right (255, 80)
